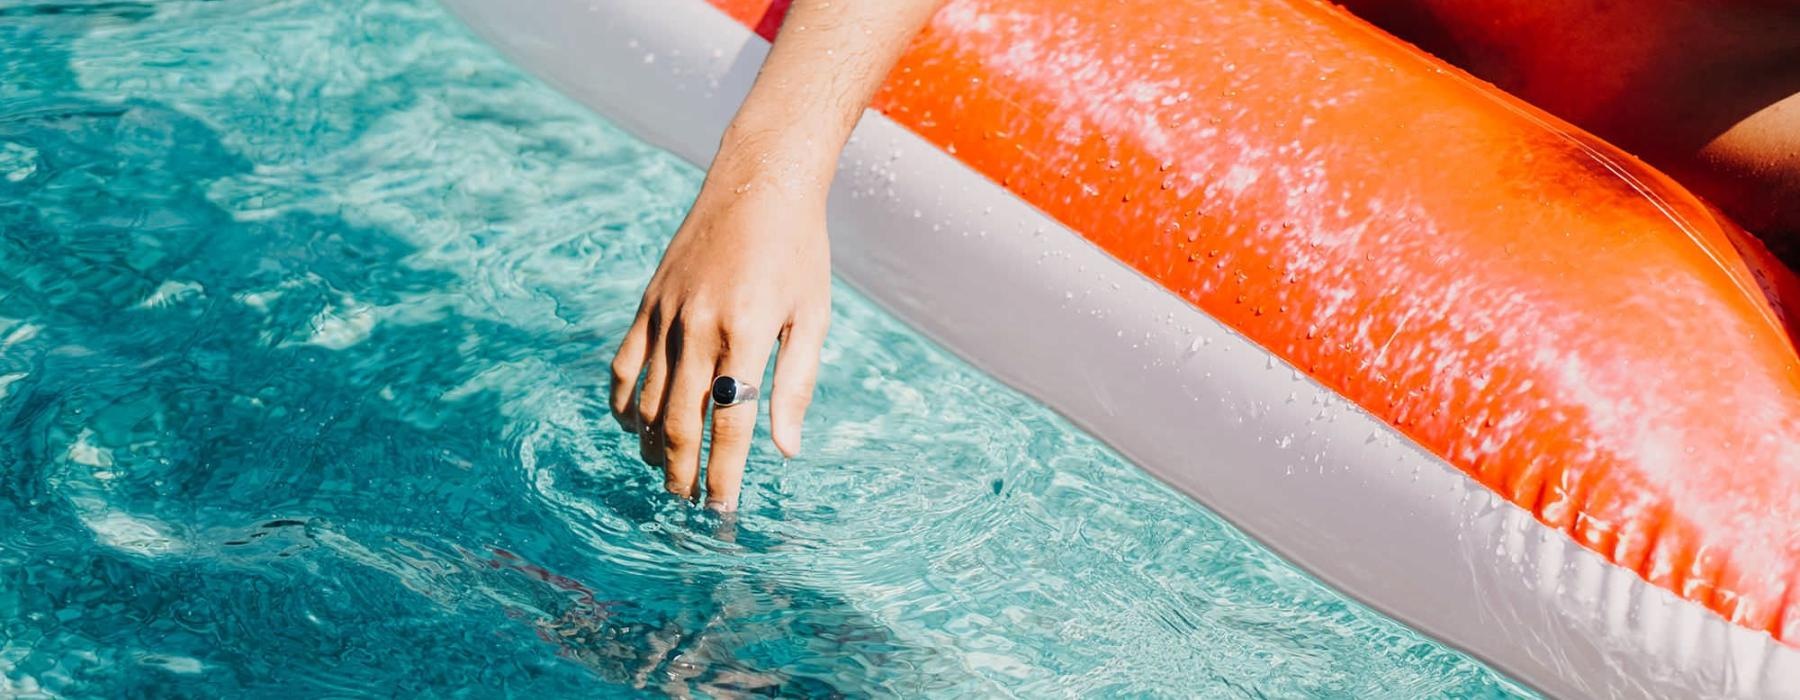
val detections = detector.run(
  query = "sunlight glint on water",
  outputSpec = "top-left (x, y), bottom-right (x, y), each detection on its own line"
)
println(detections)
top-left (0, 0), bottom-right (1533, 696)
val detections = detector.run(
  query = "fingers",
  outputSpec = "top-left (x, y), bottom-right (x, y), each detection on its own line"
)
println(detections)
top-left (616, 300), bottom-right (817, 509)
top-left (658, 322), bottom-right (715, 500)
top-left (704, 328), bottom-right (779, 511)
top-left (609, 309), bottom-right (652, 431)
top-left (634, 309), bottom-right (670, 467)
top-left (769, 315), bottom-right (827, 459)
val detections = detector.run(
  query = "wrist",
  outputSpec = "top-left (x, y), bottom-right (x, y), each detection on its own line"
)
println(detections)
top-left (703, 124), bottom-right (843, 204)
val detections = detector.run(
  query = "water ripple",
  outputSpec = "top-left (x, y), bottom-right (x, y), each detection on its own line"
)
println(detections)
top-left (0, 0), bottom-right (1533, 697)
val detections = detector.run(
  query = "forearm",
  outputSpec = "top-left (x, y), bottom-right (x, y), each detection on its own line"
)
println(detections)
top-left (707, 0), bottom-right (947, 197)
top-left (612, 2), bottom-right (945, 506)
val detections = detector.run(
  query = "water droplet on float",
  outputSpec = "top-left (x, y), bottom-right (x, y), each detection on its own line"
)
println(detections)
top-left (1161, 177), bottom-right (1175, 190)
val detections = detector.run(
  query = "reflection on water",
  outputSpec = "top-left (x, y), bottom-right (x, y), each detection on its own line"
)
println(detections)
top-left (0, 0), bottom-right (1532, 697)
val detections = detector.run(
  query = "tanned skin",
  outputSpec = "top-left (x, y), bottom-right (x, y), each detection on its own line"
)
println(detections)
top-left (608, 0), bottom-right (948, 510)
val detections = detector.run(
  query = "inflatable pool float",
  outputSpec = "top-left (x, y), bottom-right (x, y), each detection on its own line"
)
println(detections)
top-left (440, 0), bottom-right (1800, 696)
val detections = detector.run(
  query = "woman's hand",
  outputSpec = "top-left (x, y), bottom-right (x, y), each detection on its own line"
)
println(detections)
top-left (608, 158), bottom-right (830, 510)
top-left (606, 0), bottom-right (947, 510)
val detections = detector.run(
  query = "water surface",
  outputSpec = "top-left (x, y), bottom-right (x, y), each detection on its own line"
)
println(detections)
top-left (0, 0), bottom-right (1533, 696)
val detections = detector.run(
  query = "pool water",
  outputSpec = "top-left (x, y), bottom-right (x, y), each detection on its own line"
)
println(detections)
top-left (0, 0), bottom-right (1536, 696)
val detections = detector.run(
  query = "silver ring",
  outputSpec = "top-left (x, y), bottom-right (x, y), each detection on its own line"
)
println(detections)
top-left (711, 376), bottom-right (758, 407)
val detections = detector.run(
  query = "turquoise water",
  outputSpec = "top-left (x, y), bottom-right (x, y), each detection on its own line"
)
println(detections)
top-left (0, 0), bottom-right (1536, 696)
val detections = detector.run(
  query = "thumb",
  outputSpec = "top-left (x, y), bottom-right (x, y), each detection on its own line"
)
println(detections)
top-left (769, 316), bottom-right (826, 457)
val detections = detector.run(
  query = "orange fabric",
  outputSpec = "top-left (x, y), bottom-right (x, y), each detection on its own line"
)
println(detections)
top-left (708, 0), bottom-right (1800, 643)
top-left (713, 0), bottom-right (788, 40)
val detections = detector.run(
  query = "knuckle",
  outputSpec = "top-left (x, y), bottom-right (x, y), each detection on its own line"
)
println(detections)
top-left (774, 395), bottom-right (813, 418)
top-left (711, 410), bottom-right (752, 438)
top-left (662, 418), bottom-right (700, 450)
top-left (609, 358), bottom-right (637, 386)
top-left (678, 304), bottom-right (718, 330)
top-left (724, 295), bottom-right (764, 321)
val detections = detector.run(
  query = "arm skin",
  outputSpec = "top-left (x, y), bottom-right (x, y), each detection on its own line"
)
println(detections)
top-left (608, 0), bottom-right (947, 510)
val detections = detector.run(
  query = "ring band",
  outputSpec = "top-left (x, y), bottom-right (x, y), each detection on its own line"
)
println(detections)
top-left (711, 376), bottom-right (758, 407)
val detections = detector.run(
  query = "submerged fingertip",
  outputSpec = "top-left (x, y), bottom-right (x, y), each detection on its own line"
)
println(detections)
top-left (776, 436), bottom-right (801, 459)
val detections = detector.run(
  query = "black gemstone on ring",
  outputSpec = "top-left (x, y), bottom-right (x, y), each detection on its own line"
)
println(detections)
top-left (712, 376), bottom-right (737, 405)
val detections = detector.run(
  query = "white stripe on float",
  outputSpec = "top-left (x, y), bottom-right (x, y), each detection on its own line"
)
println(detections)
top-left (439, 1), bottom-right (1799, 696)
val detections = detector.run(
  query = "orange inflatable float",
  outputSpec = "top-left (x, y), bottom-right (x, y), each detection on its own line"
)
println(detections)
top-left (447, 0), bottom-right (1800, 695)
top-left (713, 0), bottom-right (1800, 638)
